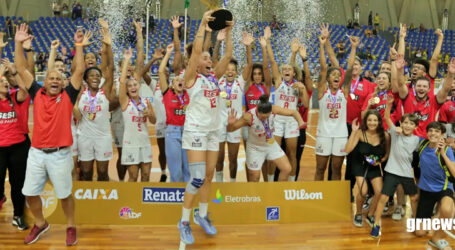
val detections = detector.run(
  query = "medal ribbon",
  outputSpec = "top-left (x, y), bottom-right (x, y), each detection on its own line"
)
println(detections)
top-left (261, 117), bottom-right (272, 140)
top-left (378, 90), bottom-right (387, 98)
top-left (350, 77), bottom-right (360, 94)
top-left (88, 90), bottom-right (98, 113)
top-left (131, 97), bottom-right (146, 113)
top-left (254, 83), bottom-right (265, 96)
top-left (329, 89), bottom-right (340, 109)
top-left (176, 93), bottom-right (185, 108)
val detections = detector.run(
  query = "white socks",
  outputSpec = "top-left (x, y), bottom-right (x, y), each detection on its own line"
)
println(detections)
top-left (182, 207), bottom-right (191, 222)
top-left (215, 171), bottom-right (224, 182)
top-left (199, 203), bottom-right (208, 218)
top-left (267, 174), bottom-right (274, 182)
top-left (289, 176), bottom-right (296, 181)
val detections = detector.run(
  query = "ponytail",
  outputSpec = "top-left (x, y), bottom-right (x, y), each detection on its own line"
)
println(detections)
top-left (257, 94), bottom-right (272, 114)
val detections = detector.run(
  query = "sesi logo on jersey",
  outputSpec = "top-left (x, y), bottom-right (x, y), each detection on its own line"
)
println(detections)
top-left (204, 89), bottom-right (219, 98)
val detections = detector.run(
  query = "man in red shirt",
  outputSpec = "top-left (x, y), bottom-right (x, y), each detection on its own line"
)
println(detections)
top-left (438, 81), bottom-right (455, 124)
top-left (14, 23), bottom-right (86, 246)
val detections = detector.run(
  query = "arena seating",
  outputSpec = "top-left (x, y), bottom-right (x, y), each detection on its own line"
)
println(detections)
top-left (0, 17), bottom-right (453, 77)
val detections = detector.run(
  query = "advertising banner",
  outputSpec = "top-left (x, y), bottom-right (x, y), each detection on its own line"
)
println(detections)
top-left (27, 181), bottom-right (350, 225)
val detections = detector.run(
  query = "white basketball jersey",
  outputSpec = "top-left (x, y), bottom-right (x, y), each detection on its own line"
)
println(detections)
top-left (274, 81), bottom-right (299, 122)
top-left (184, 73), bottom-right (221, 132)
top-left (71, 114), bottom-right (77, 137)
top-left (142, 79), bottom-right (166, 129)
top-left (317, 89), bottom-right (348, 137)
top-left (77, 88), bottom-right (111, 137)
top-left (111, 79), bottom-right (124, 130)
top-left (247, 107), bottom-right (276, 146)
top-left (218, 75), bottom-right (244, 125)
top-left (122, 99), bottom-right (151, 148)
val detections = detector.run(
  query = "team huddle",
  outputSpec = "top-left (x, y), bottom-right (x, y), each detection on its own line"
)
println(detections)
top-left (1, 9), bottom-right (455, 248)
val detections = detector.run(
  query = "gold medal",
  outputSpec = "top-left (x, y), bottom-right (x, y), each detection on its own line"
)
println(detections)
top-left (226, 100), bottom-right (231, 107)
top-left (350, 93), bottom-right (355, 100)
top-left (267, 138), bottom-right (275, 145)
top-left (183, 105), bottom-right (186, 111)
top-left (330, 108), bottom-right (336, 115)
top-left (88, 112), bottom-right (95, 121)
top-left (220, 91), bottom-right (227, 98)
top-left (373, 97), bottom-right (380, 104)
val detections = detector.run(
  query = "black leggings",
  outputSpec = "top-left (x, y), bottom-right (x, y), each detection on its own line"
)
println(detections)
top-left (0, 136), bottom-right (30, 216)
top-left (274, 129), bottom-right (307, 181)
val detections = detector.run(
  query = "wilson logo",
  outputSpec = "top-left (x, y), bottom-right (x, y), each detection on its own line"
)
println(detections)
top-left (283, 189), bottom-right (323, 200)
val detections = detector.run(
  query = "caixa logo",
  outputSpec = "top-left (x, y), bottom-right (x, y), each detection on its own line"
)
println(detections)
top-left (119, 207), bottom-right (141, 220)
top-left (283, 189), bottom-right (323, 200)
top-left (143, 187), bottom-right (185, 203)
top-left (74, 189), bottom-right (119, 200)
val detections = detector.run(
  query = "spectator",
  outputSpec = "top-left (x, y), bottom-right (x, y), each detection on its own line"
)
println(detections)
top-left (422, 49), bottom-right (428, 60)
top-left (372, 27), bottom-right (378, 36)
top-left (336, 41), bottom-right (346, 60)
top-left (149, 13), bottom-right (156, 33)
top-left (62, 3), bottom-right (69, 18)
top-left (5, 17), bottom-right (14, 39)
top-left (36, 52), bottom-right (46, 72)
top-left (419, 23), bottom-right (425, 33)
top-left (442, 8), bottom-right (449, 31)
top-left (347, 19), bottom-right (354, 29)
top-left (374, 13), bottom-right (380, 29)
top-left (364, 27), bottom-right (373, 38)
top-left (354, 3), bottom-right (360, 24)
top-left (444, 53), bottom-right (450, 71)
top-left (409, 23), bottom-right (416, 31)
top-left (415, 48), bottom-right (422, 59)
top-left (363, 70), bottom-right (375, 82)
top-left (271, 15), bottom-right (281, 31)
top-left (368, 11), bottom-right (373, 27)
top-left (53, 1), bottom-right (62, 17)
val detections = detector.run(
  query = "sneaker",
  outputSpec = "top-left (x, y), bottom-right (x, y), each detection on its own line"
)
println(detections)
top-left (0, 196), bottom-right (6, 210)
top-left (160, 174), bottom-right (167, 182)
top-left (370, 224), bottom-right (381, 238)
top-left (353, 214), bottom-right (363, 227)
top-left (382, 201), bottom-right (390, 215)
top-left (194, 212), bottom-right (217, 235)
top-left (24, 222), bottom-right (50, 244)
top-left (12, 216), bottom-right (29, 230)
top-left (362, 196), bottom-right (372, 211)
top-left (365, 215), bottom-right (375, 227)
top-left (66, 227), bottom-right (77, 246)
top-left (392, 207), bottom-right (402, 221)
top-left (178, 220), bottom-right (194, 245)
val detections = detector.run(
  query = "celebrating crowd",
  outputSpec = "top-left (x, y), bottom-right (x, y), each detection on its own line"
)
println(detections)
top-left (1, 9), bottom-right (455, 248)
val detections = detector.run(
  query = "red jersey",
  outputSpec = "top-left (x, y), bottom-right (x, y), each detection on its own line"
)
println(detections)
top-left (361, 90), bottom-right (402, 130)
top-left (245, 83), bottom-right (268, 111)
top-left (0, 92), bottom-right (26, 147)
top-left (406, 74), bottom-right (435, 97)
top-left (162, 88), bottom-right (189, 126)
top-left (297, 89), bottom-right (313, 129)
top-left (10, 88), bottom-right (31, 134)
top-left (29, 82), bottom-right (80, 148)
top-left (401, 93), bottom-right (441, 138)
top-left (341, 68), bottom-right (375, 124)
top-left (438, 99), bottom-right (455, 123)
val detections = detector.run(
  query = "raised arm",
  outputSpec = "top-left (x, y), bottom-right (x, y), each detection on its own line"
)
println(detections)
top-left (241, 32), bottom-right (254, 86)
top-left (184, 10), bottom-right (213, 87)
top-left (214, 22), bottom-right (234, 79)
top-left (47, 40), bottom-right (60, 71)
top-left (290, 38), bottom-right (299, 64)
top-left (202, 26), bottom-right (212, 52)
top-left (22, 36), bottom-right (35, 78)
top-left (259, 36), bottom-right (272, 92)
top-left (98, 18), bottom-right (110, 74)
top-left (436, 58), bottom-right (455, 104)
top-left (341, 36), bottom-right (359, 95)
top-left (322, 23), bottom-right (339, 68)
top-left (0, 32), bottom-right (7, 59)
top-left (299, 44), bottom-right (314, 90)
top-left (212, 29), bottom-right (225, 67)
top-left (394, 54), bottom-right (409, 99)
top-left (144, 99), bottom-right (156, 124)
top-left (227, 110), bottom-right (251, 132)
top-left (345, 120), bottom-right (361, 154)
top-left (430, 29), bottom-right (443, 78)
top-left (141, 48), bottom-right (163, 79)
top-left (119, 49), bottom-right (133, 110)
top-left (293, 82), bottom-right (309, 108)
top-left (133, 21), bottom-right (144, 79)
top-left (159, 44), bottom-right (173, 92)
top-left (13, 23), bottom-right (34, 90)
top-left (71, 30), bottom-right (93, 91)
top-left (170, 16), bottom-right (184, 74)
top-left (317, 35), bottom-right (328, 96)
top-left (265, 26), bottom-right (281, 87)
top-left (397, 23), bottom-right (406, 56)
top-left (384, 94), bottom-right (395, 130)
top-left (272, 105), bottom-right (304, 127)
top-left (2, 58), bottom-right (28, 102)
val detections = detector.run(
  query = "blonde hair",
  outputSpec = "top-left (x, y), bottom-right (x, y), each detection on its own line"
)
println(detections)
top-left (280, 63), bottom-right (302, 82)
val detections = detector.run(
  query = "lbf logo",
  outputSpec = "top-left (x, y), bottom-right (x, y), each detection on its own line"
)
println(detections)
top-left (266, 207), bottom-right (280, 221)
top-left (119, 207), bottom-right (141, 220)
top-left (212, 189), bottom-right (223, 203)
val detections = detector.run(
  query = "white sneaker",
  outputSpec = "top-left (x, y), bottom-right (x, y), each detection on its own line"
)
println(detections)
top-left (392, 207), bottom-right (402, 221)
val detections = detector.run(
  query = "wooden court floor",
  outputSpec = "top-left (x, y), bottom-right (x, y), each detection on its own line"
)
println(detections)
top-left (0, 109), bottom-right (454, 249)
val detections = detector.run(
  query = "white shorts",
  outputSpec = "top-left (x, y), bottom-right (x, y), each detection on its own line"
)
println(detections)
top-left (242, 126), bottom-right (248, 141)
top-left (315, 136), bottom-right (348, 156)
top-left (71, 133), bottom-right (78, 157)
top-left (121, 145), bottom-right (153, 165)
top-left (246, 141), bottom-right (285, 171)
top-left (78, 135), bottom-right (113, 161)
top-left (273, 119), bottom-right (299, 138)
top-left (112, 123), bottom-right (124, 148)
top-left (22, 147), bottom-right (73, 199)
top-left (182, 130), bottom-right (219, 151)
top-left (218, 127), bottom-right (241, 143)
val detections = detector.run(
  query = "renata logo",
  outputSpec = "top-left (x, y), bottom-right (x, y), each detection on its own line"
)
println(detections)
top-left (279, 95), bottom-right (295, 102)
top-left (204, 89), bottom-right (219, 98)
top-left (74, 189), bottom-right (119, 200)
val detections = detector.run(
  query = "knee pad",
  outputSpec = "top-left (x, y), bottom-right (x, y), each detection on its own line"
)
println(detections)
top-left (186, 162), bottom-right (206, 194)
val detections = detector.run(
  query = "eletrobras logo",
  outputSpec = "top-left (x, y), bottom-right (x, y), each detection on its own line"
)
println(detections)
top-left (211, 189), bottom-right (261, 203)
top-left (142, 187), bottom-right (186, 203)
top-left (284, 189), bottom-right (323, 200)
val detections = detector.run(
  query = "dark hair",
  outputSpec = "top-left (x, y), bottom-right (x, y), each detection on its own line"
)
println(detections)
top-left (83, 67), bottom-right (102, 82)
top-left (251, 63), bottom-right (264, 82)
top-left (85, 52), bottom-right (98, 60)
top-left (426, 121), bottom-right (446, 133)
top-left (55, 58), bottom-right (64, 64)
top-left (257, 94), bottom-right (272, 114)
top-left (415, 76), bottom-right (431, 88)
top-left (354, 56), bottom-right (362, 66)
top-left (360, 110), bottom-right (386, 150)
top-left (327, 67), bottom-right (342, 78)
top-left (413, 59), bottom-right (430, 73)
top-left (229, 59), bottom-right (238, 72)
top-left (401, 113), bottom-right (419, 126)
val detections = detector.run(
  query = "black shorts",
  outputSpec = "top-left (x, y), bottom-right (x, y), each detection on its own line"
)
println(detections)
top-left (416, 189), bottom-right (454, 219)
top-left (381, 172), bottom-right (417, 196)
